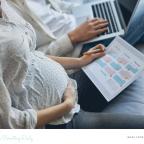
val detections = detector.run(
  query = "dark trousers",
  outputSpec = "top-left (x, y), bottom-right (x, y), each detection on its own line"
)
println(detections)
top-left (45, 70), bottom-right (144, 129)
top-left (70, 70), bottom-right (108, 112)
top-left (45, 69), bottom-right (108, 129)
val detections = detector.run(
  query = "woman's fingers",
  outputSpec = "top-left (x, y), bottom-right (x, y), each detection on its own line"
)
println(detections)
top-left (84, 44), bottom-right (106, 55)
top-left (67, 80), bottom-right (73, 89)
top-left (92, 52), bottom-right (105, 59)
top-left (89, 18), bottom-right (108, 35)
top-left (68, 18), bottom-right (108, 44)
top-left (83, 49), bottom-right (102, 55)
top-left (89, 18), bottom-right (108, 29)
top-left (89, 18), bottom-right (107, 23)
top-left (93, 20), bottom-right (108, 26)
top-left (95, 27), bottom-right (108, 35)
top-left (93, 22), bottom-right (109, 30)
top-left (91, 44), bottom-right (105, 52)
top-left (91, 19), bottom-right (108, 27)
top-left (95, 44), bottom-right (105, 51)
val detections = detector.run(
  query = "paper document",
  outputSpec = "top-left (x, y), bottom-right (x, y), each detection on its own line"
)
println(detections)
top-left (82, 37), bottom-right (144, 102)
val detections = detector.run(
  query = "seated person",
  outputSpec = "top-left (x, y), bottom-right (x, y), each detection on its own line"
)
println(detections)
top-left (1, 0), bottom-right (144, 129)
top-left (8, 0), bottom-right (107, 58)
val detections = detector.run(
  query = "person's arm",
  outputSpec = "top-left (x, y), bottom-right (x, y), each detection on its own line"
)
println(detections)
top-left (0, 27), bottom-right (37, 129)
top-left (68, 18), bottom-right (108, 45)
top-left (0, 77), bottom-right (37, 129)
top-left (36, 100), bottom-right (72, 128)
top-left (48, 44), bottom-right (105, 70)
top-left (36, 81), bottom-right (75, 128)
top-left (38, 18), bottom-right (108, 56)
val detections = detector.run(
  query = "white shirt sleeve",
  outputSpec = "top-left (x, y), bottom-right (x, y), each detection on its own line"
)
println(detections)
top-left (0, 23), bottom-right (37, 129)
top-left (48, 0), bottom-right (79, 13)
top-left (0, 78), bottom-right (37, 129)
top-left (37, 34), bottom-right (74, 56)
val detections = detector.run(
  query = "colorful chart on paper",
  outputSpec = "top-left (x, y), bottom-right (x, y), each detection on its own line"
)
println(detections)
top-left (83, 37), bottom-right (144, 102)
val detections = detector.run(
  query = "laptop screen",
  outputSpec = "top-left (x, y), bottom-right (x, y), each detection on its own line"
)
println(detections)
top-left (117, 0), bottom-right (138, 25)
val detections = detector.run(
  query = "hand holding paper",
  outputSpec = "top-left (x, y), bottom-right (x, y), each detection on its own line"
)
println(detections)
top-left (80, 44), bottom-right (105, 67)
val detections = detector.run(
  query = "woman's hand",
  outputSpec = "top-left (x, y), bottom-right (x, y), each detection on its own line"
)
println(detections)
top-left (79, 44), bottom-right (106, 67)
top-left (63, 81), bottom-right (76, 110)
top-left (37, 81), bottom-right (76, 128)
top-left (68, 18), bottom-right (108, 45)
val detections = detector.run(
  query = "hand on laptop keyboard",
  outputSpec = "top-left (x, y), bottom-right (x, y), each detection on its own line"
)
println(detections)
top-left (68, 18), bottom-right (108, 44)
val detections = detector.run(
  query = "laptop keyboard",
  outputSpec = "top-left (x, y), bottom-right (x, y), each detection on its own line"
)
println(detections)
top-left (92, 1), bottom-right (119, 34)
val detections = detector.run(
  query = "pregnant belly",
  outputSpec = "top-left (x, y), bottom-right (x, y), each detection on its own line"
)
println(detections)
top-left (24, 52), bottom-right (69, 110)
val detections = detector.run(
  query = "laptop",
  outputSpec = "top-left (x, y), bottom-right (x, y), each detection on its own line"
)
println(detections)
top-left (72, 0), bottom-right (139, 43)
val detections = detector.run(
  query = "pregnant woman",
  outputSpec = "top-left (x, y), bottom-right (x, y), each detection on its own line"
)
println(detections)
top-left (1, 0), bottom-right (144, 129)
top-left (0, 4), bottom-right (105, 128)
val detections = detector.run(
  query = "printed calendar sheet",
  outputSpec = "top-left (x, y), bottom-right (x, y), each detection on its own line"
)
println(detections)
top-left (82, 37), bottom-right (144, 102)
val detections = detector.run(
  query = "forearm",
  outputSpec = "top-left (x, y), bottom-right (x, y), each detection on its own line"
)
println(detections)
top-left (48, 55), bottom-right (82, 70)
top-left (36, 101), bottom-right (73, 128)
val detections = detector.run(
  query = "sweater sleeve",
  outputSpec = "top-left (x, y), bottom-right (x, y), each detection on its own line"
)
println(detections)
top-left (0, 23), bottom-right (37, 129)
top-left (37, 34), bottom-right (74, 56)
top-left (0, 77), bottom-right (37, 129)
